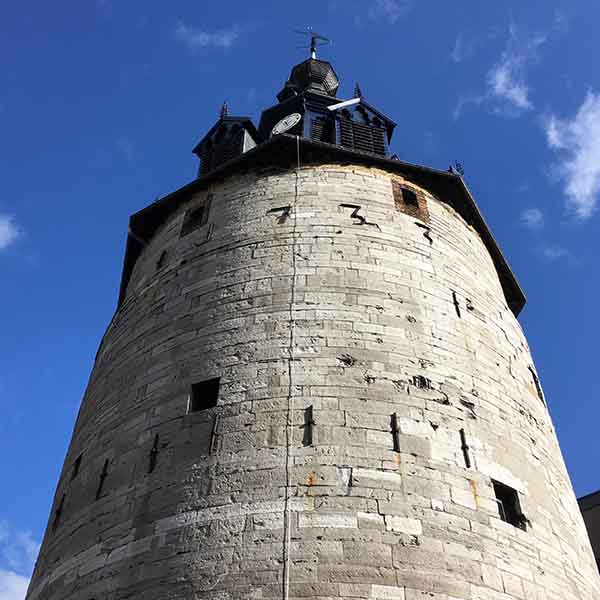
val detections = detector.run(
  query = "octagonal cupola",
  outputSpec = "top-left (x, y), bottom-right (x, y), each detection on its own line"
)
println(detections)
top-left (277, 58), bottom-right (340, 101)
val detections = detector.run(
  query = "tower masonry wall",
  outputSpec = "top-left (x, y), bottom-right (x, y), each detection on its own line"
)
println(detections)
top-left (27, 163), bottom-right (600, 600)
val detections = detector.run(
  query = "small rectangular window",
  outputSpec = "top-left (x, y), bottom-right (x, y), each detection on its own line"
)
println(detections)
top-left (492, 480), bottom-right (526, 530)
top-left (180, 194), bottom-right (212, 237)
top-left (412, 375), bottom-right (432, 390)
top-left (401, 188), bottom-right (419, 207)
top-left (392, 181), bottom-right (429, 223)
top-left (70, 454), bottom-right (82, 481)
top-left (189, 377), bottom-right (220, 412)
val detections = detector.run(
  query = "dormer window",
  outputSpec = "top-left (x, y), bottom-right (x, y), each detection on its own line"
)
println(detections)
top-left (193, 117), bottom-right (260, 177)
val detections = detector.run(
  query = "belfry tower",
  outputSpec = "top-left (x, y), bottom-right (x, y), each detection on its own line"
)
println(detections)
top-left (27, 47), bottom-right (600, 600)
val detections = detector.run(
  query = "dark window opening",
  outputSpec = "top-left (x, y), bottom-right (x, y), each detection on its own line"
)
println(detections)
top-left (412, 375), bottom-right (432, 390)
top-left (459, 429), bottom-right (471, 468)
top-left (190, 377), bottom-right (220, 413)
top-left (528, 366), bottom-right (545, 404)
top-left (401, 188), bottom-right (419, 207)
top-left (95, 459), bottom-right (109, 500)
top-left (302, 405), bottom-right (315, 447)
top-left (52, 493), bottom-right (66, 531)
top-left (390, 413), bottom-right (400, 452)
top-left (156, 250), bottom-right (168, 271)
top-left (181, 195), bottom-right (212, 237)
top-left (70, 454), bottom-right (83, 481)
top-left (492, 480), bottom-right (527, 530)
top-left (148, 434), bottom-right (159, 474)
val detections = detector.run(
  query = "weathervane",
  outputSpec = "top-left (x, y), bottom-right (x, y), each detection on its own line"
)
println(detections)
top-left (293, 27), bottom-right (331, 59)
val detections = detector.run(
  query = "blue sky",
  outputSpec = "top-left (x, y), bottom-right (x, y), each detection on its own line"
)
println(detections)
top-left (2, 0), bottom-right (600, 596)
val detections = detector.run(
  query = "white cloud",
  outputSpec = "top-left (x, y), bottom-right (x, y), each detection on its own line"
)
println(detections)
top-left (537, 244), bottom-right (569, 262)
top-left (486, 27), bottom-right (545, 114)
top-left (519, 208), bottom-right (544, 229)
top-left (174, 22), bottom-right (240, 51)
top-left (453, 25), bottom-right (546, 119)
top-left (0, 570), bottom-right (29, 600)
top-left (368, 0), bottom-right (412, 24)
top-left (0, 521), bottom-right (39, 576)
top-left (0, 522), bottom-right (38, 600)
top-left (0, 216), bottom-right (20, 250)
top-left (544, 92), bottom-right (600, 220)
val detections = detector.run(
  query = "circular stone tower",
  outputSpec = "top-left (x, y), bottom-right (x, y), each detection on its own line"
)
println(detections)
top-left (27, 55), bottom-right (600, 600)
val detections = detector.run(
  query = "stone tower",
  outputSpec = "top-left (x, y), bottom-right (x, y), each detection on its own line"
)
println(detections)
top-left (27, 51), bottom-right (600, 600)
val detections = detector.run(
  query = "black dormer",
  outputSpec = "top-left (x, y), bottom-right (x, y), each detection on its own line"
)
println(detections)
top-left (193, 114), bottom-right (260, 178)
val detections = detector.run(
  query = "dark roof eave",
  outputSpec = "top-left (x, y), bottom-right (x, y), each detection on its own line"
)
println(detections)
top-left (119, 134), bottom-right (526, 316)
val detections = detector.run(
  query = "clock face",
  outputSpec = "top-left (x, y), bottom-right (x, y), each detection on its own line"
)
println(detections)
top-left (271, 112), bottom-right (302, 136)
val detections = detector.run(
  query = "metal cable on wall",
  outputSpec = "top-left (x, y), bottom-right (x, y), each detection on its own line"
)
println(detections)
top-left (282, 135), bottom-right (301, 600)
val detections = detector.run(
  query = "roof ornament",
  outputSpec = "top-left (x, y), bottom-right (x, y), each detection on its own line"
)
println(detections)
top-left (354, 82), bottom-right (363, 99)
top-left (220, 101), bottom-right (229, 118)
top-left (453, 161), bottom-right (465, 177)
top-left (293, 27), bottom-right (331, 59)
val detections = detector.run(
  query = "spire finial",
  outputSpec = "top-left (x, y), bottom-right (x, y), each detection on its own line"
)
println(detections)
top-left (293, 27), bottom-right (331, 60)
top-left (354, 82), bottom-right (363, 99)
top-left (220, 101), bottom-right (229, 118)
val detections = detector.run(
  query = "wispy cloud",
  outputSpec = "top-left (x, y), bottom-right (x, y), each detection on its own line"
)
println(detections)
top-left (454, 25), bottom-right (546, 119)
top-left (451, 30), bottom-right (500, 64)
top-left (174, 22), bottom-right (240, 51)
top-left (487, 26), bottom-right (546, 114)
top-left (0, 215), bottom-right (21, 251)
top-left (368, 0), bottom-right (412, 24)
top-left (0, 570), bottom-right (29, 600)
top-left (0, 521), bottom-right (39, 600)
top-left (519, 207), bottom-right (544, 229)
top-left (536, 243), bottom-right (570, 262)
top-left (116, 138), bottom-right (135, 162)
top-left (0, 522), bottom-right (39, 575)
top-left (544, 92), bottom-right (600, 221)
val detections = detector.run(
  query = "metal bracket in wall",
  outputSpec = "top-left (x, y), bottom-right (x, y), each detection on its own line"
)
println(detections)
top-left (268, 206), bottom-right (291, 224)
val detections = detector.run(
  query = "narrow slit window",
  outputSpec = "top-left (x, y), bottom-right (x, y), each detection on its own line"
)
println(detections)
top-left (70, 454), bottom-right (83, 481)
top-left (390, 413), bottom-right (400, 453)
top-left (459, 429), bottom-right (471, 468)
top-left (492, 480), bottom-right (526, 530)
top-left (528, 366), bottom-right (545, 404)
top-left (148, 434), bottom-right (159, 474)
top-left (156, 250), bottom-right (168, 271)
top-left (189, 377), bottom-right (220, 413)
top-left (52, 493), bottom-right (66, 531)
top-left (302, 405), bottom-right (315, 447)
top-left (95, 459), bottom-right (109, 500)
